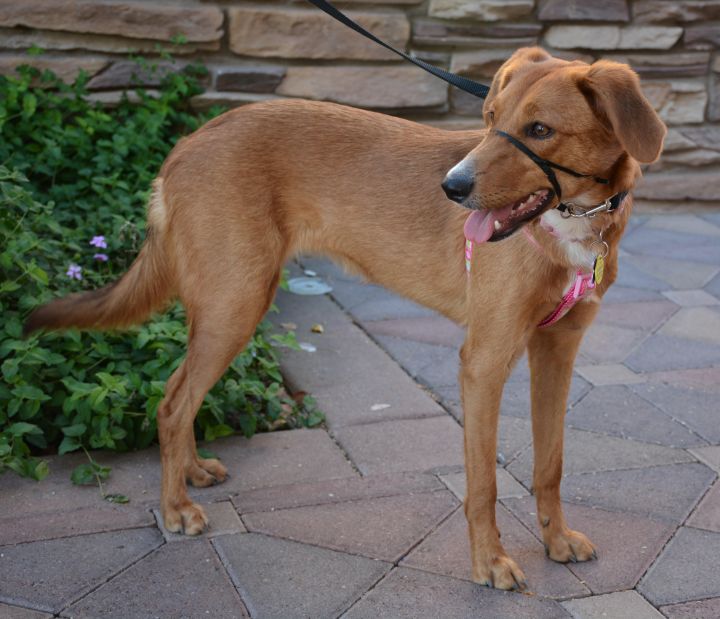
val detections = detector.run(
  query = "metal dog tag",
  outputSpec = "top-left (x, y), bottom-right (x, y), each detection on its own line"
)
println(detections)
top-left (592, 254), bottom-right (605, 285)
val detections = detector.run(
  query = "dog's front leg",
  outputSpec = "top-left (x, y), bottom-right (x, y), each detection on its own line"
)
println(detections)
top-left (527, 301), bottom-right (599, 563)
top-left (460, 337), bottom-right (527, 590)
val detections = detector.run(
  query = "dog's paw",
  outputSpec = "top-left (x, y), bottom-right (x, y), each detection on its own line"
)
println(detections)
top-left (163, 501), bottom-right (208, 536)
top-left (186, 457), bottom-right (228, 488)
top-left (473, 553), bottom-right (527, 591)
top-left (544, 528), bottom-right (596, 564)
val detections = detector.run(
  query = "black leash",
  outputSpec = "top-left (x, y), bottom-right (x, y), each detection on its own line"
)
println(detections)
top-left (305, 0), bottom-right (490, 99)
top-left (305, 0), bottom-right (625, 215)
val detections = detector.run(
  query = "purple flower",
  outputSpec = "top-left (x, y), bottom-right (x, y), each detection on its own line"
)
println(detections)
top-left (66, 264), bottom-right (82, 280)
top-left (89, 235), bottom-right (107, 249)
top-left (93, 253), bottom-right (108, 262)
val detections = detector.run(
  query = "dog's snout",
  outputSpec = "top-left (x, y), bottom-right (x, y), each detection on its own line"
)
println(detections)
top-left (441, 171), bottom-right (475, 204)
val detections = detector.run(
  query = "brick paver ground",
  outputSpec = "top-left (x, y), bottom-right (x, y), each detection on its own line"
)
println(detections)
top-left (1, 213), bottom-right (719, 617)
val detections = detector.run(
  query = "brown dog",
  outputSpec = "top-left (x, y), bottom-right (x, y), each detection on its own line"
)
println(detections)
top-left (26, 48), bottom-right (665, 590)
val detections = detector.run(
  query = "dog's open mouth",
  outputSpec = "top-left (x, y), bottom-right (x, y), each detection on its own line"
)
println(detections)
top-left (464, 189), bottom-right (554, 244)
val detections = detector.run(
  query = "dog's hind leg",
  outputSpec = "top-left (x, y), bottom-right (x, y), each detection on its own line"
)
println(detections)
top-left (527, 302), bottom-right (599, 563)
top-left (157, 264), bottom-right (281, 535)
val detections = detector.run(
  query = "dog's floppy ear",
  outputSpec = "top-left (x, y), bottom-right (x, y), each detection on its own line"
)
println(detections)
top-left (483, 47), bottom-right (551, 116)
top-left (578, 60), bottom-right (666, 163)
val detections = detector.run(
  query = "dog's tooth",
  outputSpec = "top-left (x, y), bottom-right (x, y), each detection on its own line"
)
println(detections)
top-left (494, 220), bottom-right (501, 231)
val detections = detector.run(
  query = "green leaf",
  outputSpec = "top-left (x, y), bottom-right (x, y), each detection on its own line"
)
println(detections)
top-left (196, 447), bottom-right (217, 460)
top-left (22, 93), bottom-right (37, 119)
top-left (204, 423), bottom-right (234, 442)
top-left (58, 435), bottom-right (80, 455)
top-left (104, 493), bottom-right (129, 504)
top-left (62, 423), bottom-right (87, 437)
top-left (70, 463), bottom-right (96, 485)
top-left (7, 421), bottom-right (42, 436)
top-left (12, 384), bottom-right (50, 401)
top-left (71, 461), bottom-right (110, 486)
top-left (33, 459), bottom-right (50, 480)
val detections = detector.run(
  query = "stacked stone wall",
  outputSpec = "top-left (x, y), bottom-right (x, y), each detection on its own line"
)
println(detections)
top-left (2, 0), bottom-right (719, 205)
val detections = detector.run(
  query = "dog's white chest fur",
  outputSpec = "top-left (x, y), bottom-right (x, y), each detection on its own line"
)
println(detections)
top-left (540, 210), bottom-right (596, 267)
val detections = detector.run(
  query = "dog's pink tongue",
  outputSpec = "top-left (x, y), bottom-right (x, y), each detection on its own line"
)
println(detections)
top-left (464, 205), bottom-right (516, 244)
top-left (463, 210), bottom-right (495, 244)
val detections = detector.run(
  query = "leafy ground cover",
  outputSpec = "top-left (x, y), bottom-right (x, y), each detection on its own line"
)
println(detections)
top-left (0, 58), bottom-right (320, 484)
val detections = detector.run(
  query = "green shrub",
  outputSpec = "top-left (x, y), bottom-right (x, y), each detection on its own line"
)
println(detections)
top-left (0, 60), bottom-right (321, 481)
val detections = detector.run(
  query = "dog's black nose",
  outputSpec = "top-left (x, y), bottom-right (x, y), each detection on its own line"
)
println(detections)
top-left (441, 172), bottom-right (475, 203)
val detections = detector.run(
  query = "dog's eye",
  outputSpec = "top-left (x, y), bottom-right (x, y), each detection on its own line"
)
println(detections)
top-left (486, 110), bottom-right (495, 125)
top-left (527, 122), bottom-right (554, 139)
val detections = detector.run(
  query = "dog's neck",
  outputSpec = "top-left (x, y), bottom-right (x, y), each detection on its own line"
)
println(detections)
top-left (538, 209), bottom-right (598, 267)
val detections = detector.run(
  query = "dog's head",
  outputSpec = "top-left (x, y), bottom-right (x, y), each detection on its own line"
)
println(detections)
top-left (444, 47), bottom-right (667, 244)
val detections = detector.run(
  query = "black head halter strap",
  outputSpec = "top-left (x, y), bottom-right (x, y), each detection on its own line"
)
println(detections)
top-left (494, 130), bottom-right (610, 208)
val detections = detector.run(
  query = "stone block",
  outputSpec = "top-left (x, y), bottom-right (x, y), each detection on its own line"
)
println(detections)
top-left (232, 471), bottom-right (443, 514)
top-left (364, 316), bottom-right (465, 348)
top-left (202, 429), bottom-right (356, 492)
top-left (228, 7), bottom-right (409, 61)
top-left (579, 322), bottom-right (648, 364)
top-left (646, 80), bottom-right (708, 125)
top-left (687, 480), bottom-right (720, 533)
top-left (0, 0), bottom-right (223, 42)
top-left (507, 427), bottom-right (694, 487)
top-left (345, 567), bottom-right (570, 618)
top-left (244, 490), bottom-right (458, 562)
top-left (689, 445), bottom-right (720, 473)
top-left (451, 88), bottom-right (485, 116)
top-left (428, 0), bottom-right (534, 21)
top-left (626, 333), bottom-right (720, 373)
top-left (634, 0), bottom-right (720, 22)
top-left (333, 416), bottom-right (464, 476)
top-left (623, 254), bottom-right (719, 290)
top-left (439, 468), bottom-right (529, 501)
top-left (0, 55), bottom-right (107, 83)
top-left (505, 497), bottom-right (675, 595)
top-left (190, 92), bottom-right (275, 111)
top-left (635, 172), bottom-right (720, 201)
top-left (272, 292), bottom-right (448, 428)
top-left (87, 60), bottom-right (185, 90)
top-left (0, 605), bottom-right (51, 619)
top-left (0, 30), bottom-right (219, 55)
top-left (154, 501), bottom-right (246, 542)
top-left (539, 0), bottom-right (629, 21)
top-left (450, 49), bottom-right (514, 78)
top-left (604, 52), bottom-right (710, 77)
top-left (685, 25), bottom-right (720, 50)
top-left (659, 307), bottom-right (720, 344)
top-left (213, 533), bottom-right (390, 619)
top-left (276, 65), bottom-right (448, 109)
top-left (545, 26), bottom-right (683, 50)
top-left (662, 597), bottom-right (720, 619)
top-left (214, 66), bottom-right (285, 93)
top-left (0, 528), bottom-right (162, 614)
top-left (575, 363), bottom-right (646, 386)
top-left (560, 463), bottom-right (715, 523)
top-left (645, 213), bottom-right (720, 238)
top-left (562, 590), bottom-right (664, 618)
top-left (67, 540), bottom-right (247, 618)
top-left (632, 381), bottom-right (720, 443)
top-left (567, 384), bottom-right (705, 448)
top-left (401, 508), bottom-right (589, 598)
top-left (412, 19), bottom-right (540, 47)
top-left (659, 149), bottom-right (720, 166)
top-left (595, 299), bottom-right (678, 331)
top-left (639, 527), bottom-right (720, 606)
top-left (710, 74), bottom-right (720, 121)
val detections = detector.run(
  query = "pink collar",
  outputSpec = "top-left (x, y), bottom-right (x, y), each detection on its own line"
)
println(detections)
top-left (464, 229), bottom-right (596, 329)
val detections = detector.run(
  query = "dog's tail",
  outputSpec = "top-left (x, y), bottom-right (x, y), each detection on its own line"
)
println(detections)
top-left (24, 180), bottom-right (174, 337)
